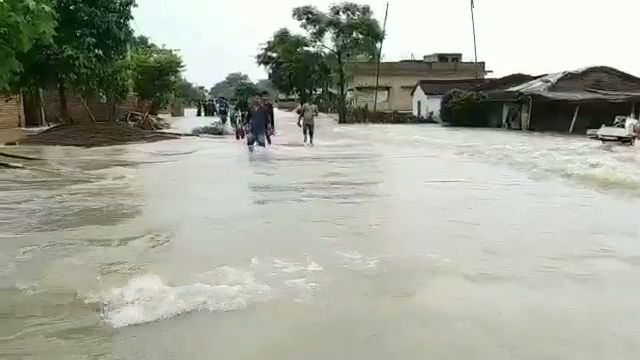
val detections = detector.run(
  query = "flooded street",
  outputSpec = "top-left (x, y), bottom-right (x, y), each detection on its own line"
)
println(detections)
top-left (1, 110), bottom-right (640, 359)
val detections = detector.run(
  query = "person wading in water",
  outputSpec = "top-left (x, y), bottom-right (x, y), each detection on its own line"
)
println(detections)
top-left (297, 101), bottom-right (318, 145)
top-left (261, 92), bottom-right (275, 145)
top-left (243, 95), bottom-right (272, 152)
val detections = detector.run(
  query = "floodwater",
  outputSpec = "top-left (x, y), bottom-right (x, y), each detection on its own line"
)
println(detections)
top-left (1, 110), bottom-right (639, 359)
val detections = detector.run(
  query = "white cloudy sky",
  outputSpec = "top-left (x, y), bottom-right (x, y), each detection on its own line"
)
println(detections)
top-left (133, 0), bottom-right (638, 87)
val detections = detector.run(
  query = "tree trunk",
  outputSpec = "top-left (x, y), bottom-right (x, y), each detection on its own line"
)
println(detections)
top-left (337, 55), bottom-right (346, 124)
top-left (109, 100), bottom-right (117, 122)
top-left (58, 80), bottom-right (71, 124)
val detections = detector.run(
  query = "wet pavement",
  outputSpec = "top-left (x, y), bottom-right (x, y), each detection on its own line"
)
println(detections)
top-left (1, 110), bottom-right (639, 359)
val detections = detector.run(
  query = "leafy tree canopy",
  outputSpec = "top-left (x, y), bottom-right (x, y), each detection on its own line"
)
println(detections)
top-left (257, 28), bottom-right (329, 103)
top-left (292, 2), bottom-right (383, 122)
top-left (19, 0), bottom-right (136, 92)
top-left (209, 72), bottom-right (253, 99)
top-left (131, 47), bottom-right (184, 114)
top-left (0, 0), bottom-right (56, 91)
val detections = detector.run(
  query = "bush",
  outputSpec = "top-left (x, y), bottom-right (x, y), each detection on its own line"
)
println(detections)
top-left (192, 123), bottom-right (232, 136)
top-left (440, 90), bottom-right (489, 127)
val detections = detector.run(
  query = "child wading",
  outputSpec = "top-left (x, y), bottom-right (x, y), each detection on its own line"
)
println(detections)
top-left (297, 101), bottom-right (318, 145)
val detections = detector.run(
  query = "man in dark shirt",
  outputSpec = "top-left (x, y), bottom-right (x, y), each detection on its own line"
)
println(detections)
top-left (261, 92), bottom-right (275, 145)
top-left (218, 97), bottom-right (229, 125)
top-left (243, 96), bottom-right (272, 151)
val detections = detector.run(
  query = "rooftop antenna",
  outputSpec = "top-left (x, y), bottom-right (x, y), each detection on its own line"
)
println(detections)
top-left (373, 2), bottom-right (389, 113)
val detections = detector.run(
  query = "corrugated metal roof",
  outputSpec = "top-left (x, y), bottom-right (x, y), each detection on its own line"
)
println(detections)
top-left (504, 66), bottom-right (640, 101)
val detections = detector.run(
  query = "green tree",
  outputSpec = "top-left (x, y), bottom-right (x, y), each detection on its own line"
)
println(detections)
top-left (233, 80), bottom-right (258, 112)
top-left (0, 0), bottom-right (56, 91)
top-left (175, 77), bottom-right (207, 106)
top-left (256, 79), bottom-right (277, 97)
top-left (13, 0), bottom-right (135, 122)
top-left (210, 72), bottom-right (253, 99)
top-left (131, 35), bottom-right (157, 50)
top-left (293, 3), bottom-right (383, 123)
top-left (98, 56), bottom-right (132, 121)
top-left (257, 28), bottom-right (329, 104)
top-left (130, 47), bottom-right (184, 114)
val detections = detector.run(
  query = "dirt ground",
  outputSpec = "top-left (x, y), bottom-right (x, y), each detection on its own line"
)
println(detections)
top-left (0, 128), bottom-right (28, 145)
top-left (15, 123), bottom-right (179, 147)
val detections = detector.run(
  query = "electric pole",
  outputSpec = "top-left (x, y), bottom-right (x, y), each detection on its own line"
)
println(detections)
top-left (471, 0), bottom-right (479, 79)
top-left (373, 2), bottom-right (389, 113)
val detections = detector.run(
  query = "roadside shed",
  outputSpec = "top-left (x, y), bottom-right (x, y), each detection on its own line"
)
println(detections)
top-left (488, 67), bottom-right (640, 132)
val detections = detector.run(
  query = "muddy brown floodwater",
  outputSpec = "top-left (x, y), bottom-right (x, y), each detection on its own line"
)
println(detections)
top-left (1, 109), bottom-right (639, 359)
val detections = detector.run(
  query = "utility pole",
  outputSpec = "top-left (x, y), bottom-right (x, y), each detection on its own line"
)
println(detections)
top-left (373, 2), bottom-right (389, 113)
top-left (470, 0), bottom-right (479, 79)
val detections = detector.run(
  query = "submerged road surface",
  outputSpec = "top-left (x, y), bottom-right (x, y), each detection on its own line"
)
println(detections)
top-left (1, 110), bottom-right (640, 359)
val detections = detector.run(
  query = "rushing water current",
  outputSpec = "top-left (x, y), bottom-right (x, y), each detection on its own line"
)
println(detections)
top-left (1, 110), bottom-right (639, 359)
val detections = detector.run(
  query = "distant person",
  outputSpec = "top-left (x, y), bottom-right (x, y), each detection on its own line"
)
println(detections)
top-left (210, 101), bottom-right (217, 117)
top-left (297, 101), bottom-right (318, 145)
top-left (261, 92), bottom-right (275, 144)
top-left (196, 101), bottom-right (202, 117)
top-left (243, 95), bottom-right (272, 151)
top-left (218, 97), bottom-right (229, 125)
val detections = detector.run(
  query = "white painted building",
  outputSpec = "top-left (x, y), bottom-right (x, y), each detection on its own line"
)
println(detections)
top-left (411, 79), bottom-right (484, 120)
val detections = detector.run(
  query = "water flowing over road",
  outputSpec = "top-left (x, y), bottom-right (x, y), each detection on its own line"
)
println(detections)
top-left (1, 110), bottom-right (639, 359)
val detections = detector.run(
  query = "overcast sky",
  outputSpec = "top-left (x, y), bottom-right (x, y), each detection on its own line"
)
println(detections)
top-left (133, 0), bottom-right (639, 88)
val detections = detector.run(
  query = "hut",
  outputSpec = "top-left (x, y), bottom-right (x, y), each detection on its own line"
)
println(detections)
top-left (483, 67), bottom-right (640, 132)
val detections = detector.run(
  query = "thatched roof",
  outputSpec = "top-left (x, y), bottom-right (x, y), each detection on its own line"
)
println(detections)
top-left (472, 73), bottom-right (541, 91)
top-left (505, 66), bottom-right (640, 102)
top-left (411, 79), bottom-right (486, 96)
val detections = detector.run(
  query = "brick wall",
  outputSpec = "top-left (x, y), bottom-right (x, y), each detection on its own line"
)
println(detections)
top-left (0, 96), bottom-right (25, 129)
top-left (42, 88), bottom-right (141, 123)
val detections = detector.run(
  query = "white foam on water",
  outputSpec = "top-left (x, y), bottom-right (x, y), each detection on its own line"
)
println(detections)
top-left (335, 250), bottom-right (379, 271)
top-left (453, 139), bottom-right (640, 192)
top-left (273, 257), bottom-right (323, 274)
top-left (15, 280), bottom-right (42, 295)
top-left (284, 278), bottom-right (321, 303)
top-left (98, 270), bottom-right (271, 328)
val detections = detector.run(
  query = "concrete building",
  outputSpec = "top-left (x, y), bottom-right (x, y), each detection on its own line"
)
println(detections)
top-left (346, 53), bottom-right (486, 112)
top-left (411, 79), bottom-right (485, 120)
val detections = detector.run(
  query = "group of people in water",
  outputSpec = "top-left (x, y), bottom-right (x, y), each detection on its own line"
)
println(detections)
top-left (197, 92), bottom-right (318, 151)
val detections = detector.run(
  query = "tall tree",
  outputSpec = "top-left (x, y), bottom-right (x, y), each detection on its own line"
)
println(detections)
top-left (255, 79), bottom-right (277, 97)
top-left (209, 72), bottom-right (253, 99)
top-left (293, 3), bottom-right (383, 122)
top-left (0, 0), bottom-right (56, 91)
top-left (233, 81), bottom-right (258, 113)
top-left (257, 28), bottom-right (329, 104)
top-left (16, 0), bottom-right (136, 122)
top-left (130, 47), bottom-right (184, 115)
top-left (98, 56), bottom-right (131, 121)
top-left (175, 77), bottom-right (207, 105)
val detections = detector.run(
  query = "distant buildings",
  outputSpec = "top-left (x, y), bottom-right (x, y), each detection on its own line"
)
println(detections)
top-left (346, 53), bottom-right (487, 112)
